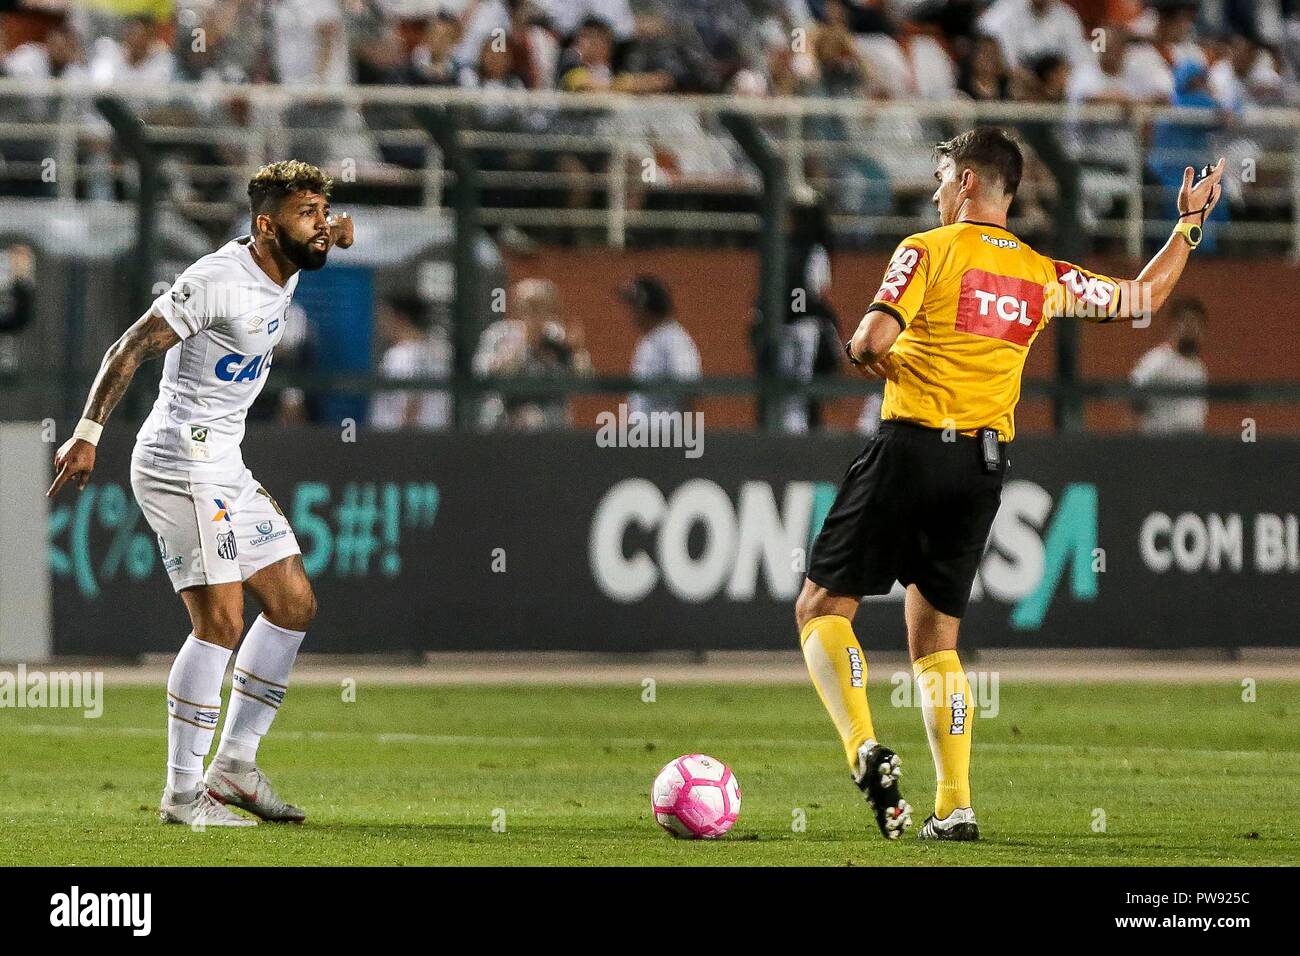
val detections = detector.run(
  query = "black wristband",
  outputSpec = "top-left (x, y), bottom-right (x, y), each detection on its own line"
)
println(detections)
top-left (844, 339), bottom-right (861, 366)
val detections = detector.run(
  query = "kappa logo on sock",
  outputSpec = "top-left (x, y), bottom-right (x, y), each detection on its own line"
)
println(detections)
top-left (950, 692), bottom-right (967, 735)
top-left (846, 647), bottom-right (864, 688)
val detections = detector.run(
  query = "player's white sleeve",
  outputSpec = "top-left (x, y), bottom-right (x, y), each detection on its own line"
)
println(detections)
top-left (151, 263), bottom-right (223, 340)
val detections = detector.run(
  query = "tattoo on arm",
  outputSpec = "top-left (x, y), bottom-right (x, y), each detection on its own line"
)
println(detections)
top-left (82, 311), bottom-right (180, 425)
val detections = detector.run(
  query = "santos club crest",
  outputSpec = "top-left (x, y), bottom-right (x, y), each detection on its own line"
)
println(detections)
top-left (216, 530), bottom-right (238, 561)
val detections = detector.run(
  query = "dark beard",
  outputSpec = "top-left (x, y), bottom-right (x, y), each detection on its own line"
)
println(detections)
top-left (276, 224), bottom-right (328, 271)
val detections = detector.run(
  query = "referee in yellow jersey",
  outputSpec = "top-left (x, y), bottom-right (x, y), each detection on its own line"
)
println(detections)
top-left (796, 127), bottom-right (1224, 840)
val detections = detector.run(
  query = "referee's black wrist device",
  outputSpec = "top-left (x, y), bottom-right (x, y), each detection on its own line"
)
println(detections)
top-left (844, 339), bottom-right (862, 366)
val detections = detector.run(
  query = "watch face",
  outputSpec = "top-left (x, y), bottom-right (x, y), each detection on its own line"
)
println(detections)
top-left (1189, 225), bottom-right (1202, 244)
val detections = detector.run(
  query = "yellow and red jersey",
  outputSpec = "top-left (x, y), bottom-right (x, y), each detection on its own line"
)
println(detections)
top-left (868, 220), bottom-right (1123, 441)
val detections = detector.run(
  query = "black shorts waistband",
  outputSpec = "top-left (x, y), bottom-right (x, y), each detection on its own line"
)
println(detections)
top-left (877, 419), bottom-right (1008, 445)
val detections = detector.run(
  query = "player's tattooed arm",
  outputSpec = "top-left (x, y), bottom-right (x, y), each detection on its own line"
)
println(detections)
top-left (47, 310), bottom-right (179, 497)
top-left (82, 310), bottom-right (180, 425)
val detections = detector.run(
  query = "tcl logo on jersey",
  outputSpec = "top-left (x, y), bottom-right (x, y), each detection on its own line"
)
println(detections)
top-left (1054, 262), bottom-right (1116, 310)
top-left (955, 270), bottom-right (1043, 346)
top-left (215, 350), bottom-right (273, 383)
top-left (874, 245), bottom-right (925, 303)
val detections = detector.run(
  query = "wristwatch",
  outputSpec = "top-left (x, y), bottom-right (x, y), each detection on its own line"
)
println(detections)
top-left (1173, 220), bottom-right (1202, 249)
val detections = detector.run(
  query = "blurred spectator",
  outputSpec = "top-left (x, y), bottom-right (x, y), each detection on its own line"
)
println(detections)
top-left (473, 278), bottom-right (591, 430)
top-left (1068, 23), bottom-right (1167, 104)
top-left (410, 11), bottom-right (464, 86)
top-left (810, 0), bottom-right (866, 97)
top-left (1208, 32), bottom-right (1284, 110)
top-left (1124, 0), bottom-right (1205, 103)
top-left (273, 0), bottom-right (349, 86)
top-left (88, 14), bottom-right (174, 85)
top-left (463, 30), bottom-right (531, 89)
top-left (272, 0), bottom-right (379, 165)
top-left (456, 0), bottom-right (560, 88)
top-left (348, 0), bottom-right (409, 85)
top-left (3, 22), bottom-right (89, 82)
top-left (173, 0), bottom-right (270, 84)
top-left (978, 0), bottom-right (1092, 76)
top-left (1130, 298), bottom-right (1208, 434)
top-left (0, 244), bottom-right (36, 378)
top-left (1067, 24), bottom-right (1151, 230)
top-left (767, 193), bottom-right (842, 433)
top-left (959, 33), bottom-right (1011, 100)
top-left (558, 15), bottom-right (672, 93)
top-left (760, 293), bottom-right (842, 434)
top-left (534, 0), bottom-right (635, 43)
top-left (621, 275), bottom-right (700, 418)
top-left (371, 297), bottom-right (453, 431)
top-left (1024, 51), bottom-right (1070, 101)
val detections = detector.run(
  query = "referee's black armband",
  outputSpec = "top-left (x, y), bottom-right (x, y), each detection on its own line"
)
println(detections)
top-left (868, 302), bottom-right (906, 331)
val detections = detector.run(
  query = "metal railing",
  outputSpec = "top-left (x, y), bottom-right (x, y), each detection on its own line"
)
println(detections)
top-left (2, 78), bottom-right (1299, 256)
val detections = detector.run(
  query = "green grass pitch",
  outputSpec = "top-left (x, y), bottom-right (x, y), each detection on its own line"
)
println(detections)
top-left (2, 681), bottom-right (1296, 866)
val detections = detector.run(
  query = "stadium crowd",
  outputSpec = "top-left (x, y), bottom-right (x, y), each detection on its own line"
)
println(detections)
top-left (0, 1), bottom-right (1282, 436)
top-left (2, 1), bottom-right (1298, 105)
top-left (3, 1), bottom-right (1297, 239)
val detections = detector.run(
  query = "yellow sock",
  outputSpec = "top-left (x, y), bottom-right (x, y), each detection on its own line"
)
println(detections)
top-left (800, 615), bottom-right (877, 770)
top-left (913, 649), bottom-right (973, 817)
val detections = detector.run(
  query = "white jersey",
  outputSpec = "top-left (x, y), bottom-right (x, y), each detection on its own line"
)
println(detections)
top-left (134, 237), bottom-right (300, 478)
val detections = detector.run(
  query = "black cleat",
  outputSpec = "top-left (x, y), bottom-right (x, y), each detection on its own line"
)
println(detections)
top-left (853, 742), bottom-right (912, 840)
top-left (918, 808), bottom-right (980, 841)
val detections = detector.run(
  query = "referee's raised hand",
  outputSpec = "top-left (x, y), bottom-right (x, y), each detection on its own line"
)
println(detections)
top-left (1178, 157), bottom-right (1225, 222)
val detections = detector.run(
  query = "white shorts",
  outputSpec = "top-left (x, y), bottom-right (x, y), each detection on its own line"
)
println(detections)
top-left (130, 459), bottom-right (301, 592)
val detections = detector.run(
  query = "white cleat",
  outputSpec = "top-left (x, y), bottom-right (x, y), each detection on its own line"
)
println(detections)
top-left (160, 785), bottom-right (257, 827)
top-left (918, 806), bottom-right (981, 841)
top-left (205, 757), bottom-right (306, 823)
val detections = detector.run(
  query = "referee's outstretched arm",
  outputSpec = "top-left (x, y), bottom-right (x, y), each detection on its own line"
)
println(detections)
top-left (1112, 159), bottom-right (1225, 323)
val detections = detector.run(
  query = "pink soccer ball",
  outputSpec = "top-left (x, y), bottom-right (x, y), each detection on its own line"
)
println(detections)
top-left (652, 754), bottom-right (741, 839)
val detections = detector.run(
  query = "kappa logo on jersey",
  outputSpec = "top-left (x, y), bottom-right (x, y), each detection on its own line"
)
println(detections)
top-left (955, 269), bottom-right (1044, 347)
top-left (874, 245), bottom-right (925, 304)
top-left (214, 350), bottom-right (273, 383)
top-left (1054, 261), bottom-right (1117, 310)
top-left (212, 499), bottom-right (233, 522)
top-left (980, 233), bottom-right (1019, 249)
top-left (216, 530), bottom-right (238, 561)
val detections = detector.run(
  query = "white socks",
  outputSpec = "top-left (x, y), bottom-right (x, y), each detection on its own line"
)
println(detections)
top-left (166, 635), bottom-right (232, 793)
top-left (216, 615), bottom-right (305, 764)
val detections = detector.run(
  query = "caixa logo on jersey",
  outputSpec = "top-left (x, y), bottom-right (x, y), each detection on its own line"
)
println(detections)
top-left (588, 477), bottom-right (1098, 629)
top-left (215, 350), bottom-right (273, 383)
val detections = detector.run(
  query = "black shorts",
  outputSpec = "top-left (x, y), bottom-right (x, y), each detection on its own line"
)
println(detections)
top-left (806, 420), bottom-right (1006, 618)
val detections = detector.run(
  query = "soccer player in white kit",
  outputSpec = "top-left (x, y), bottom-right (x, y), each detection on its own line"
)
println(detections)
top-left (48, 161), bottom-right (354, 827)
